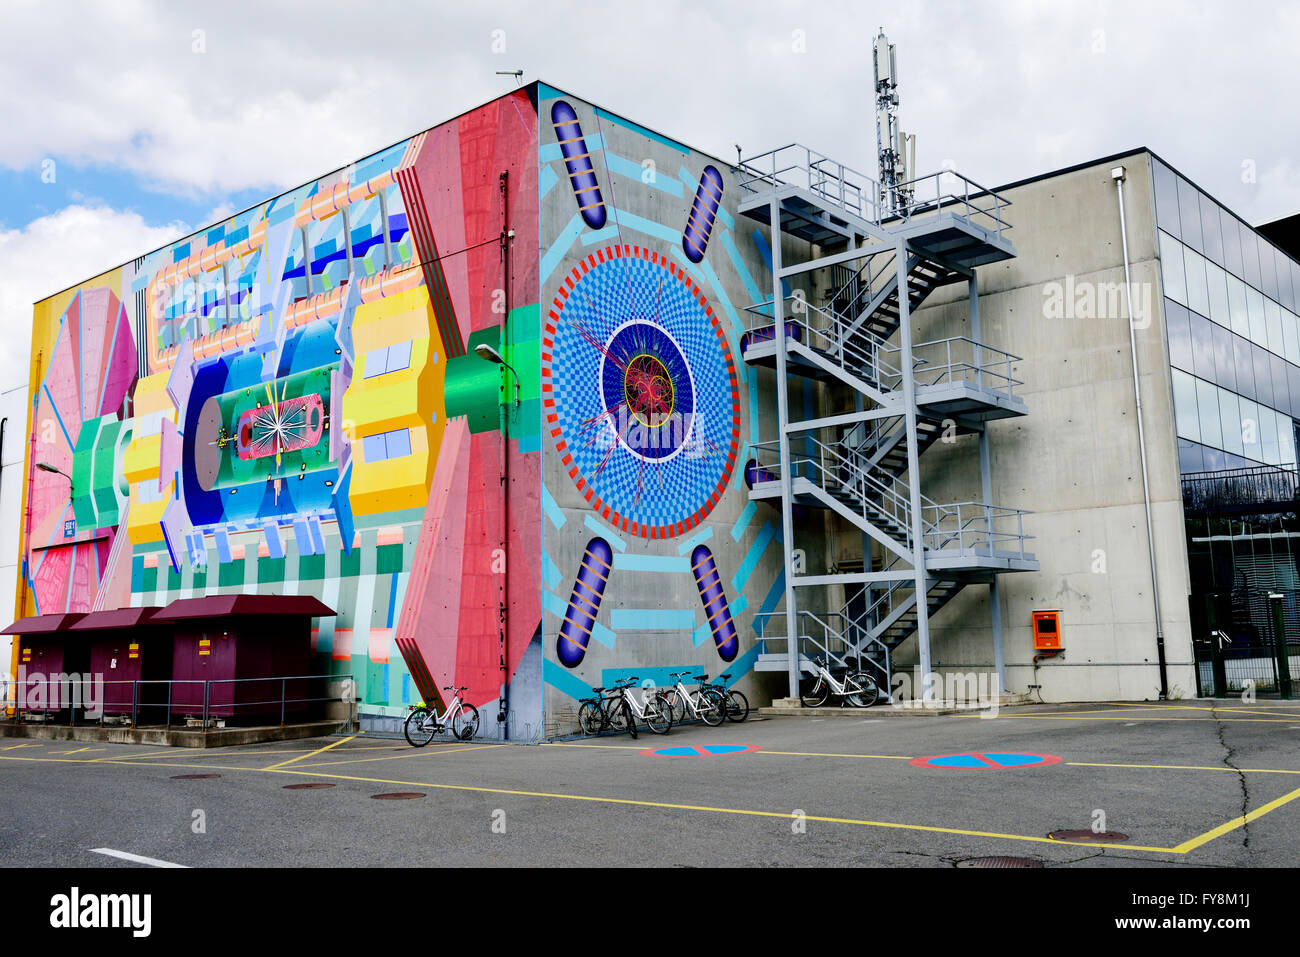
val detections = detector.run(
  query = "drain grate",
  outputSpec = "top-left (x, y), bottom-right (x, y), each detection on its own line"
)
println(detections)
top-left (956, 856), bottom-right (1044, 868)
top-left (284, 782), bottom-right (336, 790)
top-left (1048, 829), bottom-right (1129, 843)
top-left (170, 774), bottom-right (221, 780)
top-left (370, 792), bottom-right (425, 800)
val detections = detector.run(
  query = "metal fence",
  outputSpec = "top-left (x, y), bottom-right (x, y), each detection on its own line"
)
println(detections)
top-left (1194, 591), bottom-right (1296, 698)
top-left (3, 673), bottom-right (353, 729)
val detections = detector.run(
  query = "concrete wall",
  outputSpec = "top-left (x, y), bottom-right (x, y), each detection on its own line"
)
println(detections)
top-left (905, 152), bottom-right (1197, 701)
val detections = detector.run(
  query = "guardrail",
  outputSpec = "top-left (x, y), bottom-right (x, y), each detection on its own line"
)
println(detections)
top-left (738, 144), bottom-right (881, 222)
top-left (886, 336), bottom-right (1023, 400)
top-left (3, 673), bottom-right (353, 729)
top-left (894, 170), bottom-right (1013, 240)
top-left (754, 611), bottom-right (892, 689)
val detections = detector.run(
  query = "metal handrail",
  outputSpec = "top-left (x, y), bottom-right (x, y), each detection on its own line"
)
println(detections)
top-left (743, 293), bottom-right (903, 384)
top-left (753, 610), bottom-right (892, 689)
top-left (882, 336), bottom-right (1024, 398)
top-left (919, 502), bottom-right (1033, 559)
top-left (894, 170), bottom-right (1013, 239)
top-left (738, 144), bottom-right (882, 222)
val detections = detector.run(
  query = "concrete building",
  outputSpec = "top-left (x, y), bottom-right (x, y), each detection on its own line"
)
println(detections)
top-left (8, 82), bottom-right (1295, 738)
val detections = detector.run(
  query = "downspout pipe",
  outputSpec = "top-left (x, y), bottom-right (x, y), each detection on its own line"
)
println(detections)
top-left (1113, 165), bottom-right (1169, 699)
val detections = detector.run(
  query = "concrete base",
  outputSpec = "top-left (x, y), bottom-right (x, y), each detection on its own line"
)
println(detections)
top-left (0, 719), bottom-right (346, 748)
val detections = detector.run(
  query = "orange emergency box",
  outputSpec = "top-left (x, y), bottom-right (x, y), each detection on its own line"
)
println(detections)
top-left (1032, 610), bottom-right (1062, 649)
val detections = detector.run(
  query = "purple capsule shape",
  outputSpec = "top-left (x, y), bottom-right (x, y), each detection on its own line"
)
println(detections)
top-left (738, 320), bottom-right (802, 353)
top-left (682, 165), bottom-right (723, 263)
top-left (557, 538), bottom-right (613, 668)
top-left (691, 544), bottom-right (738, 662)
top-left (551, 101), bottom-right (606, 230)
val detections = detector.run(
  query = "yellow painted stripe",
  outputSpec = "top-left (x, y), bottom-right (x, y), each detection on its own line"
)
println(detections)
top-left (262, 735), bottom-right (355, 770)
top-left (290, 744), bottom-right (502, 769)
top-left (1068, 761), bottom-right (1300, 775)
top-left (262, 765), bottom-right (1177, 853)
top-left (1172, 785), bottom-right (1300, 853)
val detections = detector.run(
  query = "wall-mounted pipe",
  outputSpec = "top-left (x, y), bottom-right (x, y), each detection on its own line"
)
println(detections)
top-left (1113, 164), bottom-right (1169, 699)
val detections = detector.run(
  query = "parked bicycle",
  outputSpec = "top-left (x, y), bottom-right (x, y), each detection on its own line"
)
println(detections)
top-left (660, 672), bottom-right (727, 727)
top-left (404, 685), bottom-right (481, 746)
top-left (579, 678), bottom-right (672, 737)
top-left (800, 657), bottom-right (879, 708)
top-left (698, 673), bottom-right (750, 722)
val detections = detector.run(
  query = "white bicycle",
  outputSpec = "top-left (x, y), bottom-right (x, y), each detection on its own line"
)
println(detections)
top-left (800, 658), bottom-right (879, 708)
top-left (404, 685), bottom-right (481, 746)
top-left (661, 672), bottom-right (727, 727)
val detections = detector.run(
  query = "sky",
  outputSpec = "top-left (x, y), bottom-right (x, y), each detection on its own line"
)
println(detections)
top-left (1, 0), bottom-right (1298, 391)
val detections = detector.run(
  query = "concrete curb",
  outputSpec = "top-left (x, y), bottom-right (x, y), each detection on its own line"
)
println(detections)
top-left (0, 719), bottom-right (346, 748)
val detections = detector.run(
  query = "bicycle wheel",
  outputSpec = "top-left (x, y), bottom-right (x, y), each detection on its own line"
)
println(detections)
top-left (404, 707), bottom-right (437, 747)
top-left (621, 700), bottom-right (638, 739)
top-left (663, 690), bottom-right (686, 726)
top-left (700, 688), bottom-right (727, 727)
top-left (578, 700), bottom-right (603, 736)
top-left (844, 672), bottom-right (879, 708)
top-left (801, 677), bottom-right (829, 708)
top-left (643, 695), bottom-right (673, 735)
top-left (724, 689), bottom-right (750, 722)
top-left (452, 703), bottom-right (480, 739)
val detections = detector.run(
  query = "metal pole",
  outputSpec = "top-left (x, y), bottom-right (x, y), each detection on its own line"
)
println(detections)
top-left (166, 681), bottom-right (172, 729)
top-left (771, 198), bottom-right (800, 699)
top-left (971, 274), bottom-right (1005, 692)
top-left (897, 241), bottom-right (933, 699)
top-left (132, 681), bottom-right (139, 729)
top-left (203, 680), bottom-right (209, 728)
top-left (280, 677), bottom-right (286, 726)
top-left (1270, 593), bottom-right (1293, 699)
top-left (1114, 168), bottom-right (1168, 699)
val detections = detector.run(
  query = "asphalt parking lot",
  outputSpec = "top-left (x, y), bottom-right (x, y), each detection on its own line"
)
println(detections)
top-left (2, 700), bottom-right (1299, 867)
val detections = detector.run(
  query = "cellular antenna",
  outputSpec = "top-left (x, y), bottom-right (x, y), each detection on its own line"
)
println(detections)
top-left (874, 30), bottom-right (914, 217)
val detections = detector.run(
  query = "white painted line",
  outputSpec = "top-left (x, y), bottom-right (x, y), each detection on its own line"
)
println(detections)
top-left (90, 847), bottom-right (188, 868)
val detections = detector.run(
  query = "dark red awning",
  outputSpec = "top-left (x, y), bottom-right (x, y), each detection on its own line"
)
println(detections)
top-left (67, 607), bottom-right (167, 631)
top-left (157, 595), bottom-right (336, 620)
top-left (1, 613), bottom-right (87, 635)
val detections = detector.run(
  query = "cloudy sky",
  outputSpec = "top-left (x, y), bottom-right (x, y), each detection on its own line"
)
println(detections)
top-left (1, 0), bottom-right (1298, 388)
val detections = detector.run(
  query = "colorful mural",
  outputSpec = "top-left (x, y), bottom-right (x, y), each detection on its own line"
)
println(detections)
top-left (536, 86), bottom-right (789, 733)
top-left (19, 89), bottom-right (543, 736)
top-left (15, 83), bottom-right (794, 738)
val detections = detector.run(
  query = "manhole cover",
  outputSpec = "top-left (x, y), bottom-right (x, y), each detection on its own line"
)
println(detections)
top-left (370, 792), bottom-right (425, 800)
top-left (956, 856), bottom-right (1044, 868)
top-left (170, 774), bottom-right (221, 780)
top-left (1048, 829), bottom-right (1129, 843)
top-left (284, 782), bottom-right (336, 790)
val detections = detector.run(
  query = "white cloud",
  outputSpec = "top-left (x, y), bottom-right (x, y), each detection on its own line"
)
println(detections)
top-left (0, 205), bottom-right (187, 390)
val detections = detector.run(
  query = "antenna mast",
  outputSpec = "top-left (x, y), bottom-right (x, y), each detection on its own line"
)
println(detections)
top-left (874, 30), bottom-right (914, 217)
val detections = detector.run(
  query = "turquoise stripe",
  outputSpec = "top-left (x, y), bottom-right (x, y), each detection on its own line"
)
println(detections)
top-left (538, 164), bottom-right (559, 201)
top-left (543, 589), bottom-right (568, 619)
top-left (590, 620), bottom-right (616, 650)
top-left (732, 521), bottom-right (775, 592)
top-left (538, 134), bottom-right (606, 165)
top-left (676, 526), bottom-right (714, 556)
top-left (540, 213), bottom-right (586, 287)
top-left (751, 228), bottom-right (791, 298)
top-left (609, 609), bottom-right (695, 630)
top-left (731, 500), bottom-right (758, 541)
top-left (583, 514), bottom-right (627, 552)
top-left (717, 642), bottom-right (762, 686)
top-left (692, 619), bottom-right (711, 648)
top-left (543, 658), bottom-right (595, 702)
top-left (605, 152), bottom-right (684, 197)
top-left (611, 207), bottom-right (679, 244)
top-left (595, 108), bottom-right (689, 154)
top-left (612, 553), bottom-right (689, 573)
top-left (541, 483), bottom-right (566, 530)
top-left (754, 569), bottom-right (786, 635)
top-left (580, 225), bottom-right (621, 246)
top-left (541, 549), bottom-right (562, 590)
top-left (721, 229), bottom-right (762, 307)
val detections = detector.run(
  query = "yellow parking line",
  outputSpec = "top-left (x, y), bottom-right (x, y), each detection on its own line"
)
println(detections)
top-left (0, 743), bottom-right (40, 751)
top-left (262, 765), bottom-right (1176, 853)
top-left (51, 747), bottom-right (102, 755)
top-left (1067, 761), bottom-right (1300, 776)
top-left (291, 744), bottom-right (503, 768)
top-left (1173, 785), bottom-right (1300, 853)
top-left (262, 735), bottom-right (355, 770)
top-left (1100, 701), bottom-right (1300, 718)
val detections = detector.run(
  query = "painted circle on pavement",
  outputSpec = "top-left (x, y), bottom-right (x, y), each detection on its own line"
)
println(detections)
top-left (641, 744), bottom-right (761, 758)
top-left (910, 752), bottom-right (1062, 770)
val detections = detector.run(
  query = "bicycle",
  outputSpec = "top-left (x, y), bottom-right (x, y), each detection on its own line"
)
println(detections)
top-left (661, 672), bottom-right (727, 727)
top-left (698, 672), bottom-right (750, 722)
top-left (799, 658), bottom-right (879, 708)
top-left (404, 685), bottom-right (481, 746)
top-left (578, 684), bottom-right (633, 737)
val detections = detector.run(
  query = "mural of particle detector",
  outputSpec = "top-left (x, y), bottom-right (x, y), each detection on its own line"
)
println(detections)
top-left (541, 245), bottom-right (740, 540)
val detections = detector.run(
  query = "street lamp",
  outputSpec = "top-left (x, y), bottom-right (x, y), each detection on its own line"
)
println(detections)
top-left (474, 342), bottom-right (521, 410)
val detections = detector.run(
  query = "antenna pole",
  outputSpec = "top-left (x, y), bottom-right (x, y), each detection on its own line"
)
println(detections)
top-left (874, 30), bottom-right (910, 217)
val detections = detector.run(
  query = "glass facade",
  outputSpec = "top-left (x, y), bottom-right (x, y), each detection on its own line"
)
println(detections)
top-left (1155, 156), bottom-right (1300, 693)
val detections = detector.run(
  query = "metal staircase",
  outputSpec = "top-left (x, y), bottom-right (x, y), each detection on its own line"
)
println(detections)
top-left (736, 144), bottom-right (1038, 702)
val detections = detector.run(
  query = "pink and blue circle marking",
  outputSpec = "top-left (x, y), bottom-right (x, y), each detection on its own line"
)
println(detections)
top-left (641, 744), bottom-right (761, 758)
top-left (910, 752), bottom-right (1062, 770)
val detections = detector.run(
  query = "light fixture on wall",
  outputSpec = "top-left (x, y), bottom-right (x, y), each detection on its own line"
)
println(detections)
top-left (474, 342), bottom-right (521, 410)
